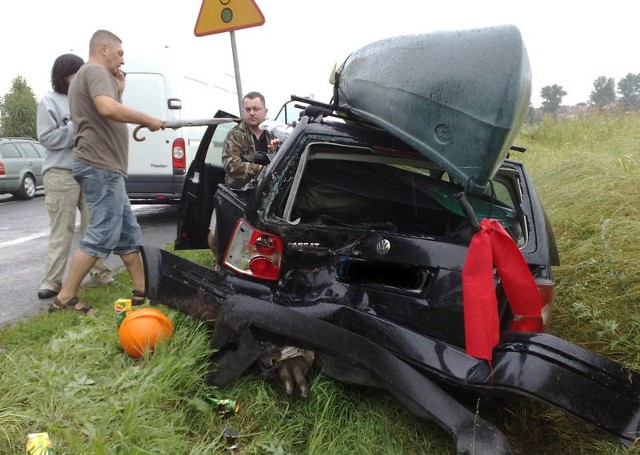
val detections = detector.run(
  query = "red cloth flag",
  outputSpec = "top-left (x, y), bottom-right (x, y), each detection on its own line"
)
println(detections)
top-left (462, 219), bottom-right (544, 360)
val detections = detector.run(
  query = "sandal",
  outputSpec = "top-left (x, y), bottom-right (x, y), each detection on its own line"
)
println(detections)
top-left (49, 296), bottom-right (79, 313)
top-left (132, 289), bottom-right (147, 306)
top-left (48, 296), bottom-right (96, 315)
top-left (72, 302), bottom-right (97, 316)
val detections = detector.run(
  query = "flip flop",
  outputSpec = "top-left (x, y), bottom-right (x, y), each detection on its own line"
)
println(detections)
top-left (49, 296), bottom-right (79, 313)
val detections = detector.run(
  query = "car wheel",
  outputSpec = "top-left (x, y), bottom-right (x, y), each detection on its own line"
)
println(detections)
top-left (17, 174), bottom-right (36, 199)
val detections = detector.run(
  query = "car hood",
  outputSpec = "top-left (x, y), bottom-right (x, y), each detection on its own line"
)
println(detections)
top-left (334, 25), bottom-right (531, 196)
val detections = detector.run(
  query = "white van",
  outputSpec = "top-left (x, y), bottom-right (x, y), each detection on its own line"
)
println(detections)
top-left (121, 50), bottom-right (238, 203)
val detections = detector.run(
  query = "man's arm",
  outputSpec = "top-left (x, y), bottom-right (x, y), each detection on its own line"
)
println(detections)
top-left (36, 97), bottom-right (74, 151)
top-left (93, 95), bottom-right (164, 131)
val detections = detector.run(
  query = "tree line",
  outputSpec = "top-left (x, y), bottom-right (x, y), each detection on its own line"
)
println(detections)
top-left (540, 72), bottom-right (640, 114)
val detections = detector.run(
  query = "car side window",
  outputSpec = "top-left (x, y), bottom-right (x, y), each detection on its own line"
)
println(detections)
top-left (205, 122), bottom-right (235, 167)
top-left (17, 142), bottom-right (41, 158)
top-left (0, 143), bottom-right (21, 158)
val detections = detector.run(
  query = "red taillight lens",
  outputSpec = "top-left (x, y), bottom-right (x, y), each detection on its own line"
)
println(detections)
top-left (172, 138), bottom-right (186, 171)
top-left (0, 162), bottom-right (5, 175)
top-left (249, 256), bottom-right (279, 280)
top-left (510, 277), bottom-right (556, 333)
top-left (223, 219), bottom-right (283, 281)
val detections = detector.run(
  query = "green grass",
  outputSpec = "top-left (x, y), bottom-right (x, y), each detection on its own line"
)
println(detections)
top-left (3, 111), bottom-right (640, 454)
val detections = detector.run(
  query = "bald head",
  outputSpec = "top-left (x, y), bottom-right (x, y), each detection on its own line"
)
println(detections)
top-left (88, 30), bottom-right (124, 75)
top-left (89, 30), bottom-right (122, 56)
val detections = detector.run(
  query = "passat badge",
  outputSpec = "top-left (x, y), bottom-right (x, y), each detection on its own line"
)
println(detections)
top-left (375, 239), bottom-right (391, 255)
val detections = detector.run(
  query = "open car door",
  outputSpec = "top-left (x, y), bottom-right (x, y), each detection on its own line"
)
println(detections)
top-left (175, 110), bottom-right (238, 250)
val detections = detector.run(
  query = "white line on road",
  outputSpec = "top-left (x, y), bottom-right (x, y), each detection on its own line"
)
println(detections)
top-left (0, 231), bottom-right (49, 249)
top-left (0, 205), bottom-right (148, 249)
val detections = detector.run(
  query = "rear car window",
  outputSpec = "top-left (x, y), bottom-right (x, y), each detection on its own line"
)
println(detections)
top-left (0, 143), bottom-right (21, 158)
top-left (274, 142), bottom-right (524, 244)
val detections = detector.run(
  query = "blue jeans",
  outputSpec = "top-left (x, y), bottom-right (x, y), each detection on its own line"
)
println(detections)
top-left (73, 160), bottom-right (141, 259)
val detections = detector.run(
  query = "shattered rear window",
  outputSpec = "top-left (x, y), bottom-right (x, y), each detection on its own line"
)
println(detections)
top-left (274, 142), bottom-right (524, 243)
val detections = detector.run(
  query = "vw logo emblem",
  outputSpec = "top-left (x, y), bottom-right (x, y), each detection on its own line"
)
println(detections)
top-left (375, 239), bottom-right (391, 255)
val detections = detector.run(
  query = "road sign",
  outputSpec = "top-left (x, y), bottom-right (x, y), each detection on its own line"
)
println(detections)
top-left (194, 0), bottom-right (265, 37)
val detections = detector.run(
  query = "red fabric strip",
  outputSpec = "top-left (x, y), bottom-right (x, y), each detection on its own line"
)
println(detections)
top-left (462, 219), bottom-right (543, 360)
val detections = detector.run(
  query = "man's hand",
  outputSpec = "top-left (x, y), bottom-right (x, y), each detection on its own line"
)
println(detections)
top-left (267, 138), bottom-right (281, 152)
top-left (144, 117), bottom-right (165, 132)
top-left (116, 69), bottom-right (126, 92)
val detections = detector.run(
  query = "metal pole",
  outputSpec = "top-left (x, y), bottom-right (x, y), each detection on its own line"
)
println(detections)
top-left (230, 31), bottom-right (243, 115)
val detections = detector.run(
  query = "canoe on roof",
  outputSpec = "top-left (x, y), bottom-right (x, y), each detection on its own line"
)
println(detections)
top-left (333, 24), bottom-right (531, 196)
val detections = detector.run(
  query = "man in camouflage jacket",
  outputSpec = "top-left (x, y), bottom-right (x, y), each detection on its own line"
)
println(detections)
top-left (221, 91), bottom-right (277, 187)
top-left (208, 92), bottom-right (314, 399)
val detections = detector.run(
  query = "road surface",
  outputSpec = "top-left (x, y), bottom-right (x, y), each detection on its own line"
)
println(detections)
top-left (0, 192), bottom-right (179, 328)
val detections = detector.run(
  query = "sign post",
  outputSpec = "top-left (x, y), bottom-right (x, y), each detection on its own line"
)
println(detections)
top-left (229, 31), bottom-right (243, 114)
top-left (194, 0), bottom-right (266, 114)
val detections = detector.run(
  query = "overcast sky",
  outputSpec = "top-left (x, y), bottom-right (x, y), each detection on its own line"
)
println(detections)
top-left (1, 0), bottom-right (636, 113)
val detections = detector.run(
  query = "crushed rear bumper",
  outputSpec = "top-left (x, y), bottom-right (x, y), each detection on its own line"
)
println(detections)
top-left (142, 246), bottom-right (640, 454)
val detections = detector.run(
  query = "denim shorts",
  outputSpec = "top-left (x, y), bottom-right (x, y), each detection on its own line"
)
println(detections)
top-left (73, 160), bottom-right (141, 259)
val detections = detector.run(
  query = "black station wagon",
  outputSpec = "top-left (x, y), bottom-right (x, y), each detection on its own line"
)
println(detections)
top-left (141, 25), bottom-right (640, 454)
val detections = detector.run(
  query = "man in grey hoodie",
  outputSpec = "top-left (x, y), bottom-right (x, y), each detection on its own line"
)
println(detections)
top-left (37, 53), bottom-right (113, 300)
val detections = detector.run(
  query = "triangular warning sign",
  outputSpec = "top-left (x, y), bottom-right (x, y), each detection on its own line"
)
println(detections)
top-left (195, 0), bottom-right (265, 37)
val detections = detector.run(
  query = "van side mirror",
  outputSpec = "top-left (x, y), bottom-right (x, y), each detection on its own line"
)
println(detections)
top-left (168, 98), bottom-right (182, 110)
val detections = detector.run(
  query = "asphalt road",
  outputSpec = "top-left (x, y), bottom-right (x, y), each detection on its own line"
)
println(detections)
top-left (0, 191), bottom-right (179, 328)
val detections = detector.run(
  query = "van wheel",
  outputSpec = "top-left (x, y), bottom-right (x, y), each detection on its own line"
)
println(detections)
top-left (16, 174), bottom-right (36, 199)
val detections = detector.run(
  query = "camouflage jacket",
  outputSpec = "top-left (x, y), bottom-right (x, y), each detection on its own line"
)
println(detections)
top-left (222, 120), bottom-right (275, 187)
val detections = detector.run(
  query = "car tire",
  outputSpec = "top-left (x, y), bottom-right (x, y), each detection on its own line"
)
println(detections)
top-left (16, 174), bottom-right (36, 199)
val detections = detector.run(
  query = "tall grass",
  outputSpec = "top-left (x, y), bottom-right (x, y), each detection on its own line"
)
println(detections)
top-left (2, 112), bottom-right (640, 454)
top-left (517, 112), bottom-right (640, 370)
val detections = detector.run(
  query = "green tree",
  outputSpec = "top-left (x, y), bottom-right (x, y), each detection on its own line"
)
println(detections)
top-left (0, 76), bottom-right (37, 138)
top-left (617, 72), bottom-right (640, 110)
top-left (540, 84), bottom-right (567, 114)
top-left (589, 76), bottom-right (616, 109)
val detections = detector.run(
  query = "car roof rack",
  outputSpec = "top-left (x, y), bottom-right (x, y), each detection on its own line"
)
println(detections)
top-left (288, 94), bottom-right (379, 129)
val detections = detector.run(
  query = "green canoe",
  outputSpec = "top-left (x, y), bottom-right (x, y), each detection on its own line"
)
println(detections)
top-left (334, 24), bottom-right (531, 196)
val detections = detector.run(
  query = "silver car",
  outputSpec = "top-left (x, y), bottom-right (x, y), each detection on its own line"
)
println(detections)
top-left (0, 137), bottom-right (45, 199)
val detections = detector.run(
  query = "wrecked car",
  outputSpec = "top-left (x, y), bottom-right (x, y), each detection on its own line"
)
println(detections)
top-left (141, 25), bottom-right (640, 455)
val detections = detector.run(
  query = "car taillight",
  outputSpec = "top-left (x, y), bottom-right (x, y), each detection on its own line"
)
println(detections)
top-left (172, 138), bottom-right (186, 172)
top-left (223, 219), bottom-right (283, 281)
top-left (510, 277), bottom-right (556, 333)
top-left (0, 162), bottom-right (4, 175)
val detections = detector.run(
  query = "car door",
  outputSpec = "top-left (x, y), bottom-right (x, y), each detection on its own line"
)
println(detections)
top-left (17, 141), bottom-right (45, 186)
top-left (175, 110), bottom-right (237, 250)
top-left (0, 142), bottom-right (23, 189)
